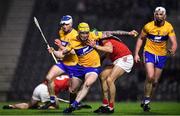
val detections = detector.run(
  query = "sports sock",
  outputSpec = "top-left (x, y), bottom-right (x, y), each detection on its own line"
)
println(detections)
top-left (108, 102), bottom-right (114, 110)
top-left (144, 97), bottom-right (150, 104)
top-left (102, 98), bottom-right (109, 106)
top-left (71, 100), bottom-right (79, 108)
top-left (50, 96), bottom-right (56, 103)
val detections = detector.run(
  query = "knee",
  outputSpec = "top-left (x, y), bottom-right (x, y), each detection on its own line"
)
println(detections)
top-left (107, 77), bottom-right (113, 86)
top-left (147, 74), bottom-right (155, 82)
top-left (84, 83), bottom-right (91, 88)
top-left (147, 77), bottom-right (155, 83)
top-left (69, 87), bottom-right (78, 93)
top-left (84, 81), bottom-right (93, 88)
top-left (99, 76), bottom-right (106, 82)
top-left (69, 82), bottom-right (81, 93)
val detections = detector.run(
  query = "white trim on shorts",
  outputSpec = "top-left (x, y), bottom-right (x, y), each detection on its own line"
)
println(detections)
top-left (31, 83), bottom-right (50, 103)
top-left (85, 72), bottom-right (98, 77)
top-left (113, 55), bottom-right (134, 73)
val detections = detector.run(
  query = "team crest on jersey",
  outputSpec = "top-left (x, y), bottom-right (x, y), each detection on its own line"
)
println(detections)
top-left (147, 34), bottom-right (168, 43)
top-left (154, 36), bottom-right (162, 40)
top-left (75, 46), bottom-right (94, 56)
top-left (61, 40), bottom-right (68, 46)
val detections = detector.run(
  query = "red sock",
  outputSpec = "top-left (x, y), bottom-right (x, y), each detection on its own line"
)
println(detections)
top-left (109, 102), bottom-right (114, 109)
top-left (102, 98), bottom-right (109, 106)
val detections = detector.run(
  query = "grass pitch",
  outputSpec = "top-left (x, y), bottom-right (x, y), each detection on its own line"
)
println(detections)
top-left (0, 101), bottom-right (180, 115)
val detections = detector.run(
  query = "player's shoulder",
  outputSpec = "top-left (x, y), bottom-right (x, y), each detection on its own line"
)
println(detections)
top-left (59, 29), bottom-right (64, 34)
top-left (71, 28), bottom-right (78, 33)
top-left (164, 21), bottom-right (173, 27)
top-left (60, 28), bottom-right (78, 36)
top-left (90, 31), bottom-right (98, 36)
top-left (89, 31), bottom-right (102, 39)
top-left (69, 28), bottom-right (78, 36)
top-left (144, 21), bottom-right (154, 27)
top-left (143, 21), bottom-right (155, 32)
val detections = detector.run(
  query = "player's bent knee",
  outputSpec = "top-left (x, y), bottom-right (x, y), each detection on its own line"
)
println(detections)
top-left (147, 74), bottom-right (155, 80)
top-left (147, 77), bottom-right (155, 83)
top-left (69, 87), bottom-right (78, 93)
top-left (99, 76), bottom-right (106, 82)
top-left (84, 81), bottom-right (93, 88)
top-left (84, 84), bottom-right (90, 89)
top-left (69, 87), bottom-right (73, 93)
top-left (107, 77), bottom-right (113, 84)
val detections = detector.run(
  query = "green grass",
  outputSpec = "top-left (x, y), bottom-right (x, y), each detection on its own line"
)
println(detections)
top-left (0, 102), bottom-right (180, 115)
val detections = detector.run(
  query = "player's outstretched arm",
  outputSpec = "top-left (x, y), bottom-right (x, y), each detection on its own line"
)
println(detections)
top-left (87, 39), bottom-right (113, 53)
top-left (102, 30), bottom-right (138, 38)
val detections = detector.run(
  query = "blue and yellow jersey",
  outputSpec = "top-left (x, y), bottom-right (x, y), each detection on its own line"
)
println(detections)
top-left (142, 21), bottom-right (176, 56)
top-left (68, 31), bottom-right (103, 67)
top-left (59, 28), bottom-right (78, 66)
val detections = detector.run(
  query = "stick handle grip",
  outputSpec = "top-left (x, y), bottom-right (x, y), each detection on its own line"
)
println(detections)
top-left (51, 52), bottom-right (58, 64)
top-left (47, 45), bottom-right (58, 64)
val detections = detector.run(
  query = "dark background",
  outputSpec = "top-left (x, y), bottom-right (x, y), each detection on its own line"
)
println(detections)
top-left (0, 0), bottom-right (179, 102)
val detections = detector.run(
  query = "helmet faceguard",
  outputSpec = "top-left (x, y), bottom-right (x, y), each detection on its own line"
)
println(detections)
top-left (154, 7), bottom-right (166, 25)
top-left (60, 15), bottom-right (73, 26)
top-left (78, 22), bottom-right (90, 42)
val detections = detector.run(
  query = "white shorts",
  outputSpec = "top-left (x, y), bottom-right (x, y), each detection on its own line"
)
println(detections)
top-left (32, 83), bottom-right (50, 103)
top-left (113, 55), bottom-right (134, 73)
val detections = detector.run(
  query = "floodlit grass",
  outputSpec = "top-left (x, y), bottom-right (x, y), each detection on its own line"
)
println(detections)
top-left (0, 101), bottom-right (180, 115)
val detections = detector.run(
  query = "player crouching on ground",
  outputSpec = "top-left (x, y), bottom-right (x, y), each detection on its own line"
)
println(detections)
top-left (3, 74), bottom-right (90, 109)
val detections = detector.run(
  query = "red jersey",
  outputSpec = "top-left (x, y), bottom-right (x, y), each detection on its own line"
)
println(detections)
top-left (53, 75), bottom-right (69, 95)
top-left (104, 38), bottom-right (132, 62)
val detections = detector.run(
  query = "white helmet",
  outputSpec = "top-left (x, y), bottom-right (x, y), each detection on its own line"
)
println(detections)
top-left (154, 6), bottom-right (166, 15)
top-left (60, 15), bottom-right (73, 25)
